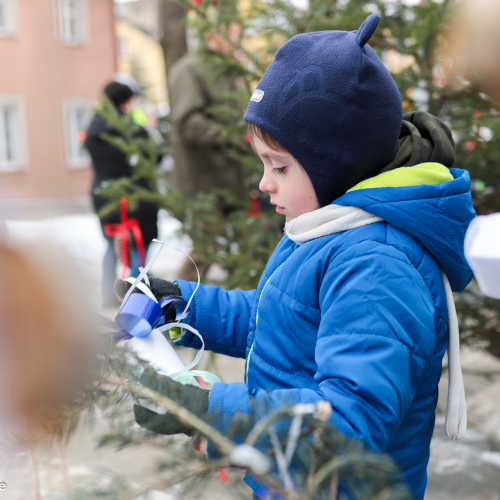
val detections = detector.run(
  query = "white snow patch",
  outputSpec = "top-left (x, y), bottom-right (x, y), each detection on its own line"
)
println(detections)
top-left (5, 213), bottom-right (106, 294)
top-left (134, 490), bottom-right (178, 500)
top-left (480, 451), bottom-right (500, 468)
top-left (3, 210), bottom-right (192, 284)
top-left (5, 213), bottom-right (106, 262)
top-left (68, 464), bottom-right (93, 476)
top-left (433, 457), bottom-right (467, 474)
top-left (151, 210), bottom-right (192, 280)
top-left (462, 428), bottom-right (490, 444)
top-left (205, 263), bottom-right (228, 283)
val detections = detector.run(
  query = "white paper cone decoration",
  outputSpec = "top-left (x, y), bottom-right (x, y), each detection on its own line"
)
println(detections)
top-left (464, 213), bottom-right (500, 299)
top-left (127, 330), bottom-right (187, 378)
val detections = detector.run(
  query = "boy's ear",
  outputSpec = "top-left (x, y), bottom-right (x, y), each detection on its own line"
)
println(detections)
top-left (356, 13), bottom-right (380, 48)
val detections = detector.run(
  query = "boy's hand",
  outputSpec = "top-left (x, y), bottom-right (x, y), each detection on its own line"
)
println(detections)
top-left (114, 277), bottom-right (181, 323)
top-left (114, 276), bottom-right (181, 301)
top-left (134, 368), bottom-right (209, 436)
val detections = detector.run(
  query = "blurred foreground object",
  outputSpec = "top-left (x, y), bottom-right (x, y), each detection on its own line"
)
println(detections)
top-left (464, 214), bottom-right (500, 299)
top-left (451, 0), bottom-right (500, 300)
top-left (0, 241), bottom-right (94, 454)
top-left (448, 0), bottom-right (500, 103)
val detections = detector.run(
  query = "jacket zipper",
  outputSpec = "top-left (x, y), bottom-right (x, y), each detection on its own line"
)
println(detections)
top-left (245, 263), bottom-right (285, 384)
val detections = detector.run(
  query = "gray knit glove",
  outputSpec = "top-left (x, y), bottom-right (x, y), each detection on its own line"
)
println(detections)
top-left (115, 277), bottom-right (181, 301)
top-left (134, 368), bottom-right (209, 437)
top-left (114, 277), bottom-right (181, 322)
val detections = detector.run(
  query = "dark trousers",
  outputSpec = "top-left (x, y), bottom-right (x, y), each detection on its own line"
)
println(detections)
top-left (102, 240), bottom-right (147, 305)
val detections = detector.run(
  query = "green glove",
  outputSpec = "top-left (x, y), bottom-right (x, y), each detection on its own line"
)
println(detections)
top-left (135, 368), bottom-right (210, 436)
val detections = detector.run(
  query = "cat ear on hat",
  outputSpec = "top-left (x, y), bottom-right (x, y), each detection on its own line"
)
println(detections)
top-left (356, 13), bottom-right (380, 47)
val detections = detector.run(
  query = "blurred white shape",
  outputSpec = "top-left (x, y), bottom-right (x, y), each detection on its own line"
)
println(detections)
top-left (230, 444), bottom-right (271, 475)
top-left (479, 126), bottom-right (493, 142)
top-left (290, 0), bottom-right (308, 8)
top-left (205, 263), bottom-right (228, 283)
top-left (411, 86), bottom-right (430, 111)
top-left (134, 491), bottom-right (176, 500)
top-left (480, 451), bottom-right (500, 468)
top-left (156, 102), bottom-right (170, 118)
top-left (4, 210), bottom-right (191, 280)
top-left (114, 72), bottom-right (141, 94)
top-left (152, 210), bottom-right (192, 281)
top-left (464, 213), bottom-right (500, 299)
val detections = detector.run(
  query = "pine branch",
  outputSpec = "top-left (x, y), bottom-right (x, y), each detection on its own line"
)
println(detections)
top-left (105, 374), bottom-right (234, 454)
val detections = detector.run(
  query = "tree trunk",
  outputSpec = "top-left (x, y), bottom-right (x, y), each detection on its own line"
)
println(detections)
top-left (159, 0), bottom-right (188, 75)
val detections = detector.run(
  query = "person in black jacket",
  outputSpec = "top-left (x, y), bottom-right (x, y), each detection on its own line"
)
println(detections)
top-left (85, 82), bottom-right (159, 308)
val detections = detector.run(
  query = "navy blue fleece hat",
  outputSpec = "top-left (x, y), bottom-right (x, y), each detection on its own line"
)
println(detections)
top-left (244, 14), bottom-right (403, 207)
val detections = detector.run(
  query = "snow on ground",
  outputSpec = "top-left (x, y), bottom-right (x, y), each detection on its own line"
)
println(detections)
top-left (4, 210), bottom-right (193, 302)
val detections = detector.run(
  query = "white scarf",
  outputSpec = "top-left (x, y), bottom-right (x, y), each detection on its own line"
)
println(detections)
top-left (284, 204), bottom-right (467, 440)
top-left (284, 204), bottom-right (383, 245)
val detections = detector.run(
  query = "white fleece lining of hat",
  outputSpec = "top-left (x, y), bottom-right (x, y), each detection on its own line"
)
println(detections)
top-left (285, 204), bottom-right (467, 440)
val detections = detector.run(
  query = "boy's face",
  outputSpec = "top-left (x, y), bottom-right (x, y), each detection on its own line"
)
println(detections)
top-left (254, 135), bottom-right (320, 222)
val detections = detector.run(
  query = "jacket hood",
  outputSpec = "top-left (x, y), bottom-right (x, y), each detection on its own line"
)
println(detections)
top-left (335, 168), bottom-right (476, 292)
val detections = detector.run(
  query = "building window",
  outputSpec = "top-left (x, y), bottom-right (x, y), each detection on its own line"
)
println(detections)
top-left (0, 95), bottom-right (28, 173)
top-left (63, 99), bottom-right (93, 169)
top-left (57, 0), bottom-right (88, 45)
top-left (0, 0), bottom-right (19, 37)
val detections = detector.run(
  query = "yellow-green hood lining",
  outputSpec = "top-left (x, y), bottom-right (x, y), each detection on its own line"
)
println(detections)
top-left (347, 162), bottom-right (454, 192)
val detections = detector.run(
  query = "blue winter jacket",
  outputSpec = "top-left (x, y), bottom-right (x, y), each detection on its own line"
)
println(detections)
top-left (174, 167), bottom-right (475, 499)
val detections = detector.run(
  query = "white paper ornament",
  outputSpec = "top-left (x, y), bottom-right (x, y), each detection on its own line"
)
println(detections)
top-left (127, 330), bottom-right (186, 378)
top-left (464, 213), bottom-right (500, 299)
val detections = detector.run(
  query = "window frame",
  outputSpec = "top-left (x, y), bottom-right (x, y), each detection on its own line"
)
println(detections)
top-left (56, 0), bottom-right (90, 46)
top-left (62, 98), bottom-right (93, 170)
top-left (0, 94), bottom-right (29, 173)
top-left (0, 0), bottom-right (19, 38)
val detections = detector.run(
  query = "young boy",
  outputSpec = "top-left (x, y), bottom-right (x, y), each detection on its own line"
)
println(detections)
top-left (118, 13), bottom-right (475, 499)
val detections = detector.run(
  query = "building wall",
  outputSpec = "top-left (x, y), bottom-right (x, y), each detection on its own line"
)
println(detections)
top-left (116, 18), bottom-right (167, 106)
top-left (0, 0), bottom-right (116, 201)
top-left (114, 0), bottom-right (161, 40)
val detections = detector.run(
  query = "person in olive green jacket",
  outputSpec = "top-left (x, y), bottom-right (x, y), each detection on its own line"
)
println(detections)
top-left (168, 49), bottom-right (246, 201)
top-left (168, 30), bottom-right (248, 280)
